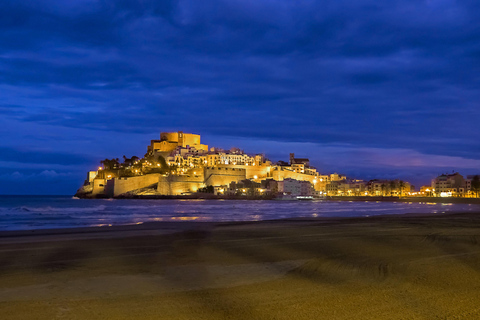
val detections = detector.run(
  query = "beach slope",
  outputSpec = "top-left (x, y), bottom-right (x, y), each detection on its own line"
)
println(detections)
top-left (1, 213), bottom-right (480, 319)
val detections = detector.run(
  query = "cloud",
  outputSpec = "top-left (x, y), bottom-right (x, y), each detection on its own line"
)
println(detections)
top-left (0, 169), bottom-right (72, 181)
top-left (0, 169), bottom-right (84, 195)
top-left (0, 0), bottom-right (479, 192)
top-left (0, 147), bottom-right (95, 166)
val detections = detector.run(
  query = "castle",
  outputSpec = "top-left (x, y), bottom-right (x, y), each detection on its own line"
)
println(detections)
top-left (82, 131), bottom-right (329, 198)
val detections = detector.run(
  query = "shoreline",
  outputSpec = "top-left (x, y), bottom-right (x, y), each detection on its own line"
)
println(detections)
top-left (2, 210), bottom-right (480, 319)
top-left (77, 192), bottom-right (480, 204)
top-left (0, 210), bottom-right (475, 239)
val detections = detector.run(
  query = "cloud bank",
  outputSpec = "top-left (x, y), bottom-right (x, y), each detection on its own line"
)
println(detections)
top-left (1, 0), bottom-right (479, 193)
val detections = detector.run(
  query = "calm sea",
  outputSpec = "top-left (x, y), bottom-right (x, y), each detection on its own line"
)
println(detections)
top-left (0, 195), bottom-right (479, 231)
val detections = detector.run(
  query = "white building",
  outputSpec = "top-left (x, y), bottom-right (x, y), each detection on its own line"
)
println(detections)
top-left (277, 178), bottom-right (313, 196)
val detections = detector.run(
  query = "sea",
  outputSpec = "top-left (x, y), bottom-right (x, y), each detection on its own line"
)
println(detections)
top-left (1, 195), bottom-right (480, 231)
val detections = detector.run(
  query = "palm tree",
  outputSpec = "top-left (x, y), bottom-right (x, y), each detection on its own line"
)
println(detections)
top-left (472, 175), bottom-right (480, 198)
top-left (389, 181), bottom-right (396, 196)
top-left (398, 180), bottom-right (405, 196)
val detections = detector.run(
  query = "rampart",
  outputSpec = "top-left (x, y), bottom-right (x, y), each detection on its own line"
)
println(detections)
top-left (204, 167), bottom-right (246, 186)
top-left (92, 179), bottom-right (107, 196)
top-left (157, 174), bottom-right (205, 195)
top-left (244, 165), bottom-right (271, 179)
top-left (105, 174), bottom-right (161, 197)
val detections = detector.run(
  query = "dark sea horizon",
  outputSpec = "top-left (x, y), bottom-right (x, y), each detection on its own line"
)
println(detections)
top-left (1, 195), bottom-right (480, 231)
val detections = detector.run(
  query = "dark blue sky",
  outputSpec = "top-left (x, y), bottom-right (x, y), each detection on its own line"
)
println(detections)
top-left (1, 0), bottom-right (480, 194)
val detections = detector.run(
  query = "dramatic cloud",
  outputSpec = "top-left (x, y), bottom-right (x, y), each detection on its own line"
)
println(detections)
top-left (1, 0), bottom-right (479, 193)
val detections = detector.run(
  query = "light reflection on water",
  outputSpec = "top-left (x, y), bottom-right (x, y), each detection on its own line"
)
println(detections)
top-left (0, 196), bottom-right (480, 231)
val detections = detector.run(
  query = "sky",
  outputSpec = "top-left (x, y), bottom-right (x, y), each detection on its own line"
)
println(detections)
top-left (1, 0), bottom-right (480, 194)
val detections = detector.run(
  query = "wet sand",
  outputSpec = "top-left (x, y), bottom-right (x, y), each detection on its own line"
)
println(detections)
top-left (1, 212), bottom-right (480, 319)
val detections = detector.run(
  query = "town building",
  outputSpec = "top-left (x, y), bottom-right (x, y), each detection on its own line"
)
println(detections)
top-left (431, 173), bottom-right (466, 197)
top-left (277, 178), bottom-right (314, 196)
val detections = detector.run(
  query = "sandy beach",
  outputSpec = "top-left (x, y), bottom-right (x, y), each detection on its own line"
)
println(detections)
top-left (1, 212), bottom-right (480, 319)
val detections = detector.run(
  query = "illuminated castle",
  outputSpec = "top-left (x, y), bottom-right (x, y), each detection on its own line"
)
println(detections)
top-left (83, 131), bottom-right (327, 197)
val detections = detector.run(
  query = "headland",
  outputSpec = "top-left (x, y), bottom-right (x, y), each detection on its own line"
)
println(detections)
top-left (76, 130), bottom-right (480, 202)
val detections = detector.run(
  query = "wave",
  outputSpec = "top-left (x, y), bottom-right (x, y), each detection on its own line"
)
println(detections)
top-left (12, 205), bottom-right (108, 214)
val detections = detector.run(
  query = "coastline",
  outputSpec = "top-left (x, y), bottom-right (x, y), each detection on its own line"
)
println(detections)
top-left (2, 211), bottom-right (480, 319)
top-left (326, 195), bottom-right (480, 204)
top-left (79, 191), bottom-right (480, 204)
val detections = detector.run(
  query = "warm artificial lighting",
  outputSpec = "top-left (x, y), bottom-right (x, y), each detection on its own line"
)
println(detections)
top-left (98, 167), bottom-right (102, 170)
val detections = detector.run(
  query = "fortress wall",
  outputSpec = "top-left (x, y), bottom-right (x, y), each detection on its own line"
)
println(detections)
top-left (182, 133), bottom-right (201, 147)
top-left (204, 167), bottom-right (246, 186)
top-left (160, 132), bottom-right (179, 143)
top-left (92, 179), bottom-right (107, 195)
top-left (154, 140), bottom-right (178, 152)
top-left (157, 174), bottom-right (205, 195)
top-left (244, 166), bottom-right (271, 179)
top-left (212, 165), bottom-right (271, 180)
top-left (107, 174), bottom-right (161, 197)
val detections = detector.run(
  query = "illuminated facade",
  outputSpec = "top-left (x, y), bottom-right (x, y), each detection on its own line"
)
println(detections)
top-left (278, 178), bottom-right (314, 196)
top-left (149, 131), bottom-right (208, 154)
top-left (431, 173), bottom-right (466, 197)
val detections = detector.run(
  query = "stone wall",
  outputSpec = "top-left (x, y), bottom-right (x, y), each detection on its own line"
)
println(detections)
top-left (105, 174), bottom-right (161, 197)
top-left (157, 173), bottom-right (205, 195)
top-left (204, 167), bottom-right (246, 186)
top-left (244, 165), bottom-right (271, 179)
top-left (91, 178), bottom-right (107, 196)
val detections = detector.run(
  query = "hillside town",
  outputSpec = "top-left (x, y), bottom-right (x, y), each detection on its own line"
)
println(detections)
top-left (76, 131), bottom-right (480, 199)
